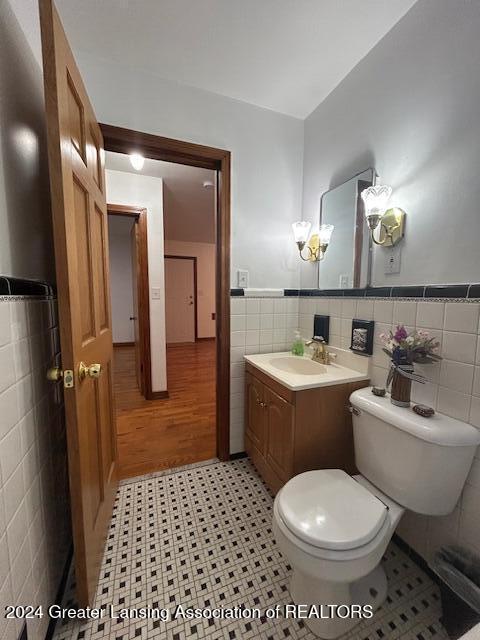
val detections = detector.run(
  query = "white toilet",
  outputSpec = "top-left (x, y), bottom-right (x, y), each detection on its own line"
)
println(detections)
top-left (273, 387), bottom-right (480, 639)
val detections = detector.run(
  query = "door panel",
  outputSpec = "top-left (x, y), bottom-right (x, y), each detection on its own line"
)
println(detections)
top-left (165, 257), bottom-right (195, 343)
top-left (265, 388), bottom-right (294, 482)
top-left (40, 0), bottom-right (117, 606)
top-left (245, 373), bottom-right (266, 454)
top-left (130, 223), bottom-right (143, 393)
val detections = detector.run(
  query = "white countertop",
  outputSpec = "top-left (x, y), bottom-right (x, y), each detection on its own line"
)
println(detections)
top-left (244, 348), bottom-right (370, 391)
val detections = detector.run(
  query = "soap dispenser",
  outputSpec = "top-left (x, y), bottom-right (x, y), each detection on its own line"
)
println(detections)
top-left (291, 330), bottom-right (304, 356)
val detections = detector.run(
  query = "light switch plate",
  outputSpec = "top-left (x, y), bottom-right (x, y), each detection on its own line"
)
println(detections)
top-left (151, 287), bottom-right (162, 300)
top-left (339, 274), bottom-right (350, 288)
top-left (237, 269), bottom-right (249, 288)
top-left (384, 246), bottom-right (402, 275)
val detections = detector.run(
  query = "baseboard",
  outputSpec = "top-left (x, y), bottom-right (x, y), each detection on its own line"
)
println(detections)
top-left (113, 341), bottom-right (134, 347)
top-left (229, 451), bottom-right (248, 460)
top-left (45, 544), bottom-right (73, 640)
top-left (392, 534), bottom-right (440, 585)
top-left (196, 337), bottom-right (216, 342)
top-left (148, 390), bottom-right (169, 400)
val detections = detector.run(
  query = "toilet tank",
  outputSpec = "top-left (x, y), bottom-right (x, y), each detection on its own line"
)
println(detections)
top-left (350, 388), bottom-right (480, 515)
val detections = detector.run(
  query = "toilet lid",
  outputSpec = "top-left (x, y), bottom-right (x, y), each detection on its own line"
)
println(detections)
top-left (277, 469), bottom-right (388, 551)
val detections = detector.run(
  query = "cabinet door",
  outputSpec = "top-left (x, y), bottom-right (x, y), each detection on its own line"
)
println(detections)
top-left (245, 373), bottom-right (266, 454)
top-left (265, 387), bottom-right (294, 482)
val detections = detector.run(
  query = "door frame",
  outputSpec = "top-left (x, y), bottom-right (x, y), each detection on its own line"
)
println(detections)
top-left (107, 204), bottom-right (153, 400)
top-left (100, 123), bottom-right (230, 461)
top-left (164, 255), bottom-right (198, 342)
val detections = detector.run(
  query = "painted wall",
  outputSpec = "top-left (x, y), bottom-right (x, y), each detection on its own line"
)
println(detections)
top-left (108, 218), bottom-right (135, 344)
top-left (106, 170), bottom-right (167, 393)
top-left (164, 240), bottom-right (216, 339)
top-left (301, 0), bottom-right (480, 289)
top-left (0, 0), bottom-right (54, 283)
top-left (69, 52), bottom-right (304, 290)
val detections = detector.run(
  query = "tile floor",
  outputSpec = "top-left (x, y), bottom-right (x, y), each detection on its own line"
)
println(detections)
top-left (54, 459), bottom-right (449, 640)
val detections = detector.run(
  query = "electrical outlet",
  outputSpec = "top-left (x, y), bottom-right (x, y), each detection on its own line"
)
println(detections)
top-left (237, 269), bottom-right (249, 288)
top-left (385, 246), bottom-right (402, 275)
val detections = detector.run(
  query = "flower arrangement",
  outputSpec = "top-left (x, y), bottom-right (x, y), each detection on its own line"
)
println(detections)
top-left (380, 325), bottom-right (441, 365)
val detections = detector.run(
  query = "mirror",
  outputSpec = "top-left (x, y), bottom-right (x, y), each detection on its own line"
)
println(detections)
top-left (318, 168), bottom-right (375, 289)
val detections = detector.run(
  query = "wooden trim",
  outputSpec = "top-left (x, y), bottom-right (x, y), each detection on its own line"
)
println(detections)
top-left (149, 390), bottom-right (169, 400)
top-left (196, 337), bottom-right (215, 342)
top-left (354, 179), bottom-right (370, 289)
top-left (113, 342), bottom-right (134, 347)
top-left (107, 205), bottom-right (153, 401)
top-left (101, 124), bottom-right (231, 461)
top-left (165, 255), bottom-right (198, 341)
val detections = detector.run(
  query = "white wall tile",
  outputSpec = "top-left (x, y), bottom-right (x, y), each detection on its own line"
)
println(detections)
top-left (393, 301), bottom-right (417, 326)
top-left (437, 386), bottom-right (471, 421)
top-left (341, 299), bottom-right (356, 318)
top-left (416, 302), bottom-right (445, 330)
top-left (442, 331), bottom-right (477, 364)
top-left (0, 303), bottom-right (11, 347)
top-left (356, 299), bottom-right (374, 321)
top-left (444, 302), bottom-right (480, 333)
top-left (0, 345), bottom-right (15, 394)
top-left (230, 298), bottom-right (246, 315)
top-left (373, 300), bottom-right (393, 323)
top-left (246, 314), bottom-right (260, 330)
top-left (438, 360), bottom-right (474, 394)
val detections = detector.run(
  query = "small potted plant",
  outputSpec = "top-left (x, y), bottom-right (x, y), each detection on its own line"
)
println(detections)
top-left (380, 325), bottom-right (441, 407)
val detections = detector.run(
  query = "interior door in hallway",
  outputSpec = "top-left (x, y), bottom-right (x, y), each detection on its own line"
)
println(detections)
top-left (165, 257), bottom-right (196, 343)
top-left (130, 222), bottom-right (143, 392)
top-left (40, 0), bottom-right (117, 607)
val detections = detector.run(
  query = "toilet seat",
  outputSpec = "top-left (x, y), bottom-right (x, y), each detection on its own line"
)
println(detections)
top-left (277, 469), bottom-right (388, 551)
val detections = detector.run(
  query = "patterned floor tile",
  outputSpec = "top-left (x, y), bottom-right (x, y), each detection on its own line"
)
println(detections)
top-left (54, 459), bottom-right (450, 640)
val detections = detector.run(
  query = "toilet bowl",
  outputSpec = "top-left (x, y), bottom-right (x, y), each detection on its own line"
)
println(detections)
top-left (273, 470), bottom-right (404, 639)
top-left (273, 387), bottom-right (480, 639)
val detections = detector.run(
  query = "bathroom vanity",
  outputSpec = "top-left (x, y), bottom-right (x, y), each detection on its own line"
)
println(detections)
top-left (244, 348), bottom-right (370, 494)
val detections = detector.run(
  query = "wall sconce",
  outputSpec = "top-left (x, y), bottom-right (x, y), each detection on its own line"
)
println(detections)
top-left (361, 185), bottom-right (406, 247)
top-left (292, 221), bottom-right (334, 262)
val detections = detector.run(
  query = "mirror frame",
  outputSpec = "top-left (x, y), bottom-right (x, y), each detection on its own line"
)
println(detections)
top-left (318, 168), bottom-right (377, 289)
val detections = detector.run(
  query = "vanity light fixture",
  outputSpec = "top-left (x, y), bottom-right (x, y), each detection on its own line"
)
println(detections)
top-left (292, 221), bottom-right (334, 262)
top-left (129, 153), bottom-right (145, 171)
top-left (361, 185), bottom-right (406, 247)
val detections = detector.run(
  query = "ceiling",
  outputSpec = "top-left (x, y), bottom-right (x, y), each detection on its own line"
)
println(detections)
top-left (55, 0), bottom-right (417, 119)
top-left (106, 151), bottom-right (216, 244)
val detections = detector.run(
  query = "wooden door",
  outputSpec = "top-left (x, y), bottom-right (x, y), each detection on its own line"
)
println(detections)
top-left (165, 257), bottom-right (195, 343)
top-left (40, 0), bottom-right (117, 606)
top-left (265, 387), bottom-right (294, 482)
top-left (130, 222), bottom-right (143, 393)
top-left (245, 373), bottom-right (266, 454)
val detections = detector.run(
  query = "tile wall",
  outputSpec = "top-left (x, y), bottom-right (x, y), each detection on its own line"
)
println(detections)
top-left (298, 295), bottom-right (480, 565)
top-left (229, 296), bottom-right (299, 453)
top-left (0, 297), bottom-right (71, 640)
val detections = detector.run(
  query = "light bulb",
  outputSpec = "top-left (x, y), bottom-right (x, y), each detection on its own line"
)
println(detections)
top-left (129, 153), bottom-right (145, 171)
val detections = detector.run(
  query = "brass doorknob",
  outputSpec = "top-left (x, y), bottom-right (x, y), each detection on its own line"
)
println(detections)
top-left (78, 362), bottom-right (102, 381)
top-left (47, 367), bottom-right (63, 382)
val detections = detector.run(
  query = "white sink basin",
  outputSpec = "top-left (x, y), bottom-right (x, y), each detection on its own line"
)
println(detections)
top-left (244, 350), bottom-right (370, 391)
top-left (268, 356), bottom-right (327, 376)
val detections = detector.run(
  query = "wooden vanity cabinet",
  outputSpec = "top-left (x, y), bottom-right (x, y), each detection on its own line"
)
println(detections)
top-left (245, 363), bottom-right (368, 494)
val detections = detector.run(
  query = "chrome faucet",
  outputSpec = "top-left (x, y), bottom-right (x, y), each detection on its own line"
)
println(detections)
top-left (305, 336), bottom-right (334, 365)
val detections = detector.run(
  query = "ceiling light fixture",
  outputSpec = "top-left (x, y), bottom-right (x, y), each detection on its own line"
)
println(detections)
top-left (129, 153), bottom-right (144, 171)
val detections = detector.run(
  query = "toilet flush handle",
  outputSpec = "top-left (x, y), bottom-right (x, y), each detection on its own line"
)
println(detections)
top-left (347, 405), bottom-right (361, 416)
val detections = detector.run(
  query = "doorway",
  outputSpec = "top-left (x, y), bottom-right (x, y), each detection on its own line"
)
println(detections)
top-left (165, 256), bottom-right (197, 343)
top-left (103, 132), bottom-right (230, 478)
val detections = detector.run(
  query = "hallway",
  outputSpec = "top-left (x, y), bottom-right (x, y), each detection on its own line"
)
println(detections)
top-left (114, 340), bottom-right (216, 478)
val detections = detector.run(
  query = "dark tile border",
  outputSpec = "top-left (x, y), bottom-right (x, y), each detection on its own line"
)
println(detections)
top-left (232, 285), bottom-right (480, 300)
top-left (0, 276), bottom-right (54, 297)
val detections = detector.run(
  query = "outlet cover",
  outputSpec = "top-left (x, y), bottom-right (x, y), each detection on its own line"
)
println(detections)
top-left (384, 246), bottom-right (401, 275)
top-left (151, 287), bottom-right (162, 299)
top-left (237, 269), bottom-right (249, 288)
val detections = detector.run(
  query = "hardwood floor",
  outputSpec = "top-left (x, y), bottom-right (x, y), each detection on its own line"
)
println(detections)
top-left (113, 341), bottom-right (216, 479)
